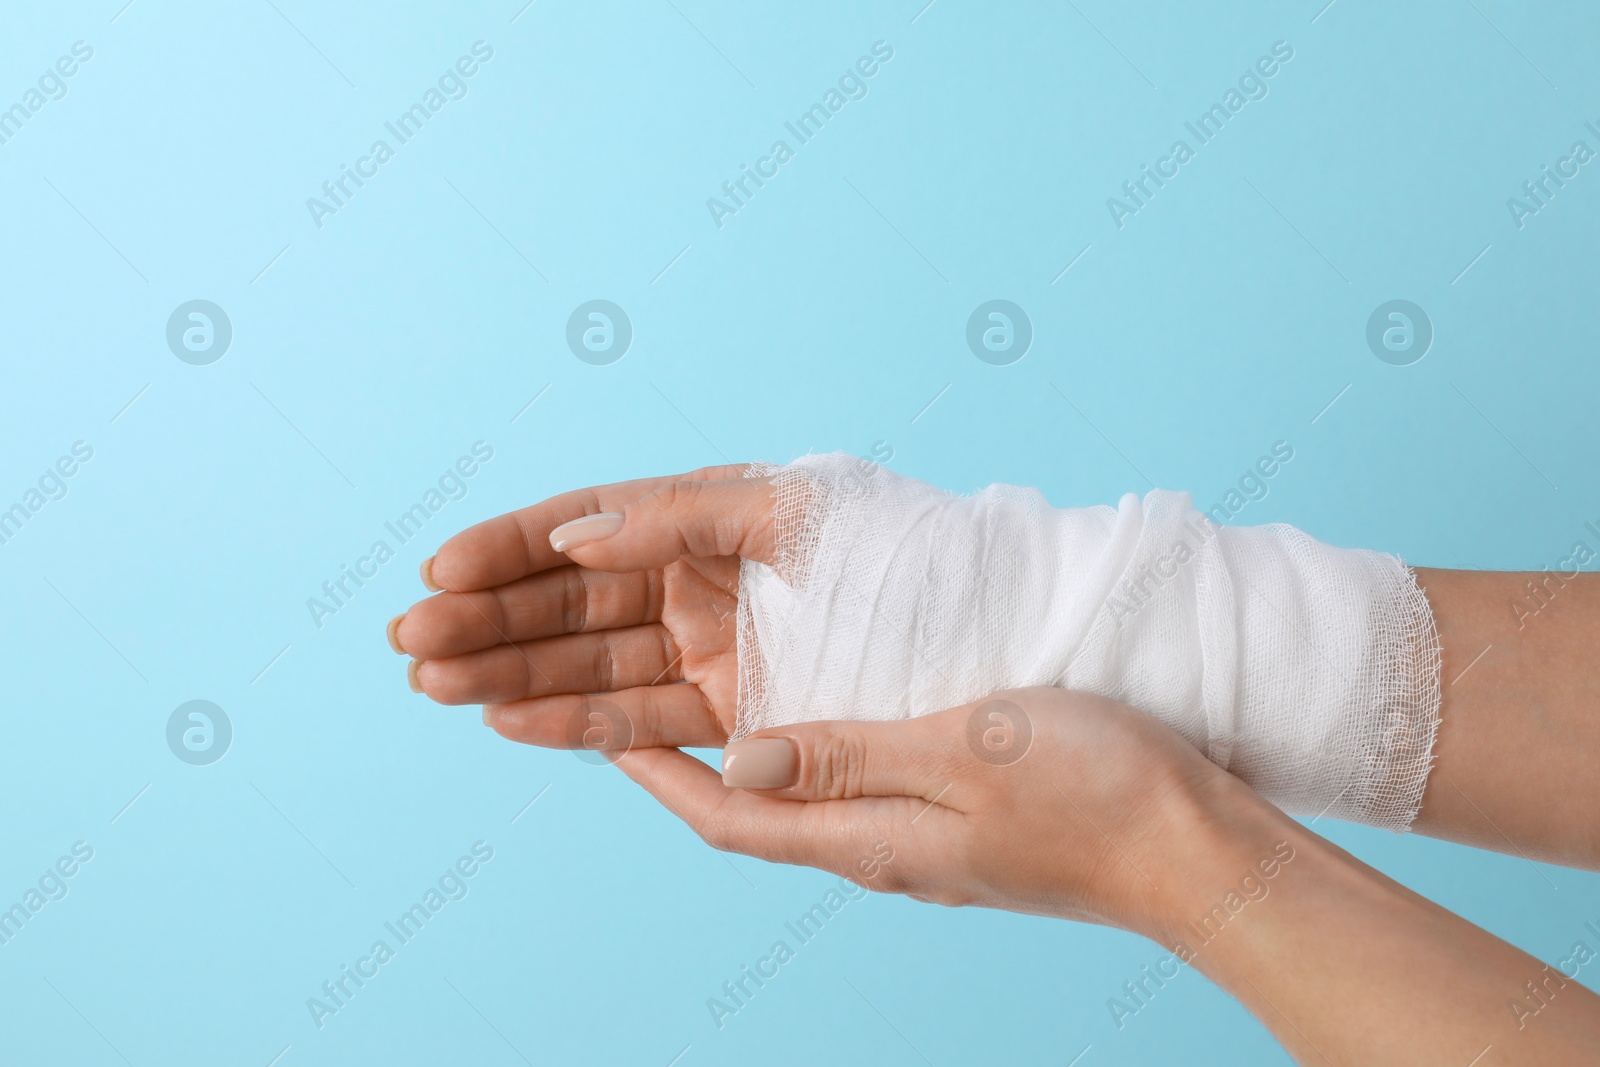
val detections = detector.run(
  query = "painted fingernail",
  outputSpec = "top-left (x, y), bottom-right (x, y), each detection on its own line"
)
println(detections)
top-left (386, 614), bottom-right (406, 654)
top-left (549, 512), bottom-right (624, 553)
top-left (722, 738), bottom-right (797, 789)
top-left (420, 556), bottom-right (443, 592)
top-left (407, 660), bottom-right (424, 694)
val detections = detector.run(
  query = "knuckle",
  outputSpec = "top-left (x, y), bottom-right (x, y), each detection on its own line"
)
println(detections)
top-left (696, 803), bottom-right (741, 854)
top-left (483, 589), bottom-right (510, 637)
top-left (642, 568), bottom-right (666, 621)
top-left (561, 568), bottom-right (588, 633)
top-left (651, 479), bottom-right (746, 558)
top-left (698, 820), bottom-right (731, 853)
top-left (809, 732), bottom-right (869, 800)
top-left (630, 691), bottom-right (659, 748)
top-left (594, 635), bottom-right (619, 691)
top-left (652, 479), bottom-right (698, 515)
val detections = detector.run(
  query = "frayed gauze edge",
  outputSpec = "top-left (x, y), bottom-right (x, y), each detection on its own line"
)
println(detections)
top-left (1346, 560), bottom-right (1443, 830)
top-left (733, 454), bottom-right (1443, 832)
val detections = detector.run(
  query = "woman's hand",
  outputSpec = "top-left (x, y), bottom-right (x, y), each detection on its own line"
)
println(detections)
top-left (622, 691), bottom-right (1600, 1065)
top-left (391, 465), bottom-right (778, 749)
top-left (614, 685), bottom-right (1256, 940)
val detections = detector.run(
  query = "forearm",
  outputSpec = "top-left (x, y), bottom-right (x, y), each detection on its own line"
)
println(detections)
top-left (1412, 569), bottom-right (1600, 867)
top-left (1149, 778), bottom-right (1600, 1064)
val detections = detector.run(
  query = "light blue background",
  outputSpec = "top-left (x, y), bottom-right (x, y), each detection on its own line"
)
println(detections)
top-left (3, 1), bottom-right (1598, 1063)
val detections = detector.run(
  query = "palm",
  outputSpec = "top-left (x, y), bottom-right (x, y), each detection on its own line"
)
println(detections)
top-left (660, 555), bottom-right (741, 737)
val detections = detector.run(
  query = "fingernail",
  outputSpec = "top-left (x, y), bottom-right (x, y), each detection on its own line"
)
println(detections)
top-left (420, 556), bottom-right (442, 592)
top-left (482, 706), bottom-right (495, 727)
top-left (550, 512), bottom-right (624, 553)
top-left (386, 614), bottom-right (406, 655)
top-left (722, 738), bottom-right (797, 789)
top-left (407, 660), bottom-right (424, 694)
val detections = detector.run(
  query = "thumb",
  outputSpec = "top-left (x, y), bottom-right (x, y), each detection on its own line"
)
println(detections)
top-left (721, 717), bottom-right (954, 804)
top-left (549, 474), bottom-right (778, 572)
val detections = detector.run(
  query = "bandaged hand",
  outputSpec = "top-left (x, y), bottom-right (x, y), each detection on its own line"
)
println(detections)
top-left (395, 455), bottom-right (1441, 830)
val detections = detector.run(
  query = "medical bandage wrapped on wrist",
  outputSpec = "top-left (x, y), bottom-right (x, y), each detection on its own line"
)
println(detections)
top-left (735, 454), bottom-right (1442, 831)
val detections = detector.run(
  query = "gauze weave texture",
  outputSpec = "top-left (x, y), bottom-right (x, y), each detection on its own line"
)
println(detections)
top-left (734, 454), bottom-right (1442, 831)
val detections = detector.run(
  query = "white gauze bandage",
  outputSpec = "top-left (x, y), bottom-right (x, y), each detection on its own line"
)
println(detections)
top-left (734, 454), bottom-right (1442, 831)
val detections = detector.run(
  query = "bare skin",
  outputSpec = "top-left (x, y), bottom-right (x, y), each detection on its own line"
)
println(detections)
top-left (1412, 568), bottom-right (1600, 866)
top-left (395, 466), bottom-right (1600, 1063)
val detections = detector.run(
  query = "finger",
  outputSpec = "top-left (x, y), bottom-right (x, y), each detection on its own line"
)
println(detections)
top-left (613, 745), bottom-right (921, 874)
top-left (428, 464), bottom-right (748, 592)
top-left (414, 624), bottom-right (681, 705)
top-left (722, 717), bottom-right (960, 806)
top-left (554, 476), bottom-right (778, 573)
top-left (394, 566), bottom-right (662, 659)
top-left (484, 684), bottom-right (725, 750)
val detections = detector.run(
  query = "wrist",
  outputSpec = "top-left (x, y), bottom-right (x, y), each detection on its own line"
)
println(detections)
top-left (1127, 768), bottom-right (1315, 949)
top-left (1130, 768), bottom-right (1421, 972)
